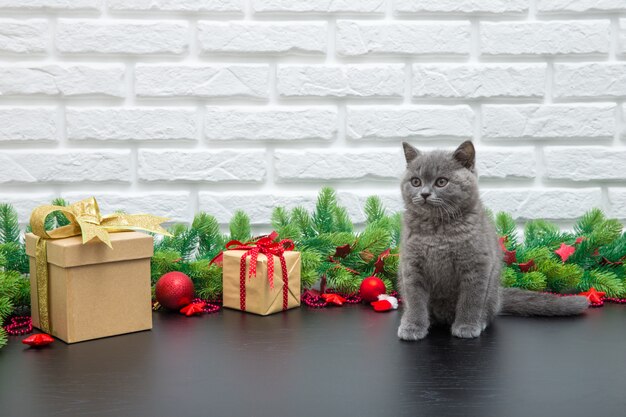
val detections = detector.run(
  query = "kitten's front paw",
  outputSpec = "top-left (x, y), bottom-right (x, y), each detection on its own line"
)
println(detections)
top-left (397, 323), bottom-right (428, 341)
top-left (451, 323), bottom-right (482, 339)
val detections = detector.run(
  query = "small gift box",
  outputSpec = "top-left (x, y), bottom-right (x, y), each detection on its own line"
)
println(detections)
top-left (25, 197), bottom-right (169, 343)
top-left (219, 232), bottom-right (301, 315)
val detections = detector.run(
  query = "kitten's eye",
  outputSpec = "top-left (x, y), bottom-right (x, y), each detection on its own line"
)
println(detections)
top-left (410, 177), bottom-right (421, 187)
top-left (435, 177), bottom-right (448, 187)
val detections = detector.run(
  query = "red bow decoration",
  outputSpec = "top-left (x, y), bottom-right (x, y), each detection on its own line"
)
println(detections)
top-left (210, 231), bottom-right (295, 312)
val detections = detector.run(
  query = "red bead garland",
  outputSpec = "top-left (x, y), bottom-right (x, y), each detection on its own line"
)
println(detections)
top-left (3, 316), bottom-right (33, 336)
top-left (190, 298), bottom-right (222, 314)
top-left (542, 291), bottom-right (626, 308)
top-left (302, 290), bottom-right (401, 309)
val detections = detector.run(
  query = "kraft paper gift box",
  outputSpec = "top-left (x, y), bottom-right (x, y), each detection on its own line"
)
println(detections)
top-left (222, 250), bottom-right (301, 316)
top-left (25, 231), bottom-right (154, 343)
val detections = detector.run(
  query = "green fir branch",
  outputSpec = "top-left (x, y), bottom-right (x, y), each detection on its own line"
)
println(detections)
top-left (0, 204), bottom-right (20, 245)
top-left (364, 196), bottom-right (386, 224)
top-left (229, 210), bottom-right (251, 242)
top-left (495, 212), bottom-right (518, 249)
top-left (312, 187), bottom-right (337, 234)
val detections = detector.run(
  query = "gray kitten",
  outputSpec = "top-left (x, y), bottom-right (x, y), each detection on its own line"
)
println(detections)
top-left (397, 141), bottom-right (588, 341)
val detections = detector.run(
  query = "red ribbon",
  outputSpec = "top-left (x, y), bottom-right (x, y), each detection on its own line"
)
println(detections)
top-left (210, 231), bottom-right (295, 312)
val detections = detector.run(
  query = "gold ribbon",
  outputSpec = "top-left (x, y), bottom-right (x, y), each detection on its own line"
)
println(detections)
top-left (30, 197), bottom-right (171, 333)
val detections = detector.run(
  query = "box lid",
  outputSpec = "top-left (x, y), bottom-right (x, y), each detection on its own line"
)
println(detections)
top-left (25, 231), bottom-right (153, 268)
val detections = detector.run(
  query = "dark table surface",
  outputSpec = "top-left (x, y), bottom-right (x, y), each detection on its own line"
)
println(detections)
top-left (1, 304), bottom-right (625, 417)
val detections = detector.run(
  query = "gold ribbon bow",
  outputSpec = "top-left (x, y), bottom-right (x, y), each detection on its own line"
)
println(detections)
top-left (30, 197), bottom-right (171, 333)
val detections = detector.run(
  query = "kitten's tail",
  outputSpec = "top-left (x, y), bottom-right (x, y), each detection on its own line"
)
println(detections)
top-left (500, 288), bottom-right (588, 316)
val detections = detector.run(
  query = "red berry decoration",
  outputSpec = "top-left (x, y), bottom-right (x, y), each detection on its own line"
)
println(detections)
top-left (359, 276), bottom-right (386, 303)
top-left (155, 271), bottom-right (195, 311)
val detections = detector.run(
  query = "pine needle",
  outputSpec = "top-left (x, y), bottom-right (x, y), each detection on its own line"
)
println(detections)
top-left (291, 206), bottom-right (315, 238)
top-left (574, 208), bottom-right (605, 236)
top-left (229, 210), bottom-right (251, 242)
top-left (0, 204), bottom-right (20, 245)
top-left (193, 212), bottom-right (224, 256)
top-left (364, 196), bottom-right (386, 224)
top-left (0, 328), bottom-right (7, 349)
top-left (313, 187), bottom-right (337, 234)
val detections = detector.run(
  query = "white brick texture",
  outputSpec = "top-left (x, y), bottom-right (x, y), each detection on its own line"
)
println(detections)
top-left (277, 65), bottom-right (404, 98)
top-left (66, 108), bottom-right (197, 141)
top-left (480, 21), bottom-right (610, 56)
top-left (135, 65), bottom-right (268, 98)
top-left (0, 65), bottom-right (124, 97)
top-left (336, 21), bottom-right (470, 56)
top-left (481, 189), bottom-right (601, 220)
top-left (0, 107), bottom-right (57, 141)
top-left (0, 1), bottom-right (99, 10)
top-left (108, 0), bottom-right (243, 12)
top-left (620, 19), bottom-right (626, 56)
top-left (0, 20), bottom-right (48, 54)
top-left (412, 64), bottom-right (546, 99)
top-left (56, 20), bottom-right (188, 55)
top-left (0, 2), bottom-right (624, 226)
top-left (204, 107), bottom-right (337, 141)
top-left (544, 148), bottom-right (626, 181)
top-left (482, 104), bottom-right (615, 139)
top-left (608, 189), bottom-right (626, 219)
top-left (394, 0), bottom-right (528, 14)
top-left (197, 22), bottom-right (326, 55)
top-left (554, 64), bottom-right (626, 99)
top-left (253, 0), bottom-right (385, 13)
top-left (347, 106), bottom-right (474, 139)
top-left (537, 0), bottom-right (626, 13)
top-left (0, 151), bottom-right (130, 183)
top-left (138, 150), bottom-right (266, 182)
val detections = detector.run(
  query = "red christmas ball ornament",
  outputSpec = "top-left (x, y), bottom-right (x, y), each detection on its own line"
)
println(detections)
top-left (155, 271), bottom-right (195, 311)
top-left (359, 276), bottom-right (386, 303)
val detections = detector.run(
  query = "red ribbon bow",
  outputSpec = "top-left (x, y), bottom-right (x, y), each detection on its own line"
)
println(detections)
top-left (210, 231), bottom-right (295, 311)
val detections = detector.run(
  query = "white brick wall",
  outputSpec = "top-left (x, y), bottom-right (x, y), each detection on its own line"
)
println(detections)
top-left (0, 0), bottom-right (624, 228)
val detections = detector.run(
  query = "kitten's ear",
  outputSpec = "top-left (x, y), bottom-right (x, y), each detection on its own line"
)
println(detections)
top-left (453, 140), bottom-right (475, 170)
top-left (402, 142), bottom-right (420, 164)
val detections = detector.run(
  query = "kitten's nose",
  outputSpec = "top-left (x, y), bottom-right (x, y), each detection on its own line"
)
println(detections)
top-left (420, 191), bottom-right (431, 200)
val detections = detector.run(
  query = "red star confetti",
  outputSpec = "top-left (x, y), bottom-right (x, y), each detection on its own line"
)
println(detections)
top-left (499, 236), bottom-right (517, 265)
top-left (575, 236), bottom-right (585, 245)
top-left (554, 243), bottom-right (576, 263)
top-left (321, 293), bottom-right (347, 306)
top-left (518, 259), bottom-right (536, 272)
top-left (22, 333), bottom-right (54, 347)
top-left (579, 288), bottom-right (605, 304)
top-left (333, 244), bottom-right (351, 258)
top-left (374, 249), bottom-right (391, 275)
top-left (180, 302), bottom-right (205, 316)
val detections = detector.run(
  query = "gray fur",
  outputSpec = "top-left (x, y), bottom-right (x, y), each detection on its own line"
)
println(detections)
top-left (397, 141), bottom-right (588, 341)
